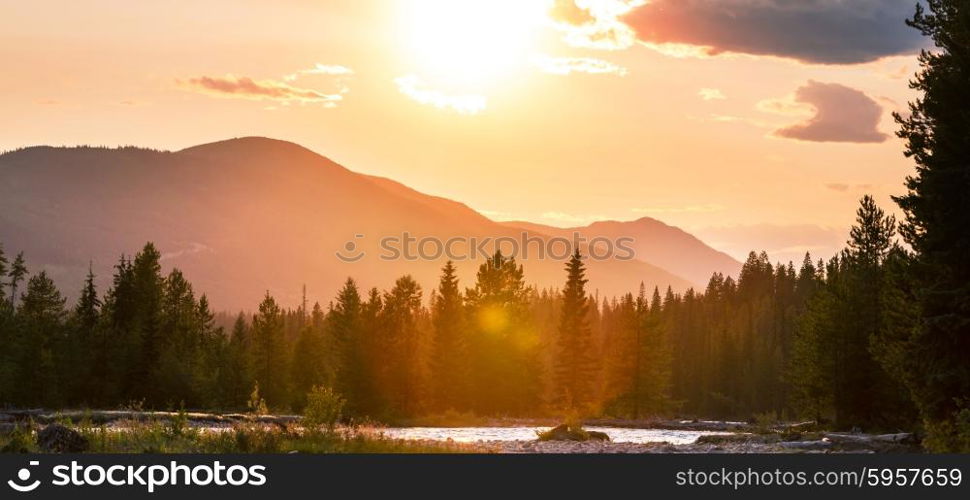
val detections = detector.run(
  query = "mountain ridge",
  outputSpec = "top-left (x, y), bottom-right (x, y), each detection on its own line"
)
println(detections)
top-left (0, 137), bottom-right (725, 309)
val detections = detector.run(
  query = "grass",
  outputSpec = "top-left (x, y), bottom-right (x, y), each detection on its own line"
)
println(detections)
top-left (0, 420), bottom-right (486, 454)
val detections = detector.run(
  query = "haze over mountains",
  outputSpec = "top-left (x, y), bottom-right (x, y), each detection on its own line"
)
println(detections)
top-left (503, 219), bottom-right (741, 289)
top-left (0, 137), bottom-right (738, 310)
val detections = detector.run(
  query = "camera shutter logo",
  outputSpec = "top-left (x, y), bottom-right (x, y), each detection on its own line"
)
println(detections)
top-left (8, 461), bottom-right (41, 492)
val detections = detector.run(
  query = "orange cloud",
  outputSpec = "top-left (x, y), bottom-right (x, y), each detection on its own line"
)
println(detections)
top-left (394, 74), bottom-right (486, 114)
top-left (534, 56), bottom-right (628, 76)
top-left (181, 75), bottom-right (343, 105)
top-left (699, 88), bottom-right (726, 101)
top-left (767, 81), bottom-right (887, 144)
top-left (283, 64), bottom-right (354, 82)
top-left (549, 0), bottom-right (645, 50)
top-left (552, 0), bottom-right (925, 64)
top-left (633, 204), bottom-right (725, 214)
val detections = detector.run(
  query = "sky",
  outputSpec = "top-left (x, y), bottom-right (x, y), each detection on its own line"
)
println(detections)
top-left (0, 0), bottom-right (928, 264)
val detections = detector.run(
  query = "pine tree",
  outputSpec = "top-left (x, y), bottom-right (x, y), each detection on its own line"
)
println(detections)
top-left (251, 292), bottom-right (288, 409)
top-left (290, 317), bottom-right (327, 410)
top-left (0, 244), bottom-right (10, 401)
top-left (76, 264), bottom-right (101, 332)
top-left (791, 197), bottom-right (916, 429)
top-left (225, 313), bottom-right (254, 408)
top-left (155, 268), bottom-right (201, 405)
top-left (554, 249), bottom-right (596, 411)
top-left (429, 261), bottom-right (468, 411)
top-left (330, 278), bottom-right (367, 416)
top-left (0, 244), bottom-right (7, 307)
top-left (68, 263), bottom-right (101, 405)
top-left (15, 272), bottom-right (67, 406)
top-left (379, 275), bottom-right (424, 415)
top-left (7, 252), bottom-right (27, 308)
top-left (124, 243), bottom-right (164, 404)
top-left (465, 250), bottom-right (541, 415)
top-left (890, 0), bottom-right (970, 452)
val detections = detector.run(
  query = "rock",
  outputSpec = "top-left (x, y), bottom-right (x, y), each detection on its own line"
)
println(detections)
top-left (537, 424), bottom-right (574, 441)
top-left (37, 424), bottom-right (89, 453)
top-left (537, 424), bottom-right (600, 442)
top-left (587, 430), bottom-right (611, 441)
top-left (778, 440), bottom-right (833, 450)
top-left (821, 432), bottom-right (918, 452)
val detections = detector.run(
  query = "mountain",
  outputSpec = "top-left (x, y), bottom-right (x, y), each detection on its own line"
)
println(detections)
top-left (0, 137), bottom-right (699, 310)
top-left (502, 218), bottom-right (742, 288)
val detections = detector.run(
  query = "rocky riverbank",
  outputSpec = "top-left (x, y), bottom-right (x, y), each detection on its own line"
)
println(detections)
top-left (1, 411), bottom-right (921, 454)
top-left (483, 431), bottom-right (920, 453)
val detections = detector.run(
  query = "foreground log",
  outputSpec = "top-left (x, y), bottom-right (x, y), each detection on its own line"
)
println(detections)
top-left (0, 410), bottom-right (300, 426)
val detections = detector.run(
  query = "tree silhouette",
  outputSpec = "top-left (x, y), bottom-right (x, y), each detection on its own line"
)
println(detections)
top-left (890, 0), bottom-right (970, 451)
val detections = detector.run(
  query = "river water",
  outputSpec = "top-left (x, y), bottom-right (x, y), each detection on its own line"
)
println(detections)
top-left (372, 426), bottom-right (726, 445)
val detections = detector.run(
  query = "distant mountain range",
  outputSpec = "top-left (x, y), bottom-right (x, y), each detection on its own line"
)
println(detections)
top-left (0, 137), bottom-right (739, 310)
top-left (502, 219), bottom-right (741, 289)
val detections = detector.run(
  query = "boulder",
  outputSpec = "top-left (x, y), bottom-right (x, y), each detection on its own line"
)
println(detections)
top-left (536, 424), bottom-right (610, 442)
top-left (37, 424), bottom-right (89, 453)
top-left (538, 424), bottom-right (574, 441)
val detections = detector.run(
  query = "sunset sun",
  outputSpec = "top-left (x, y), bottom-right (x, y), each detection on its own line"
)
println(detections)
top-left (399, 0), bottom-right (552, 86)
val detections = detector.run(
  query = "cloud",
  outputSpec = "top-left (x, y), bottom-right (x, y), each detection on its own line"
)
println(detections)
top-left (554, 0), bottom-right (925, 64)
top-left (756, 97), bottom-right (816, 117)
top-left (688, 113), bottom-right (773, 129)
top-left (764, 81), bottom-right (887, 143)
top-left (283, 63), bottom-right (354, 82)
top-left (181, 75), bottom-right (343, 105)
top-left (549, 0), bottom-right (598, 26)
top-left (632, 0), bottom-right (925, 64)
top-left (693, 223), bottom-right (847, 264)
top-left (534, 55), bottom-right (628, 76)
top-left (541, 211), bottom-right (609, 224)
top-left (160, 242), bottom-right (213, 262)
top-left (825, 183), bottom-right (875, 192)
top-left (549, 0), bottom-right (646, 50)
top-left (633, 204), bottom-right (725, 214)
top-left (699, 88), bottom-right (726, 101)
top-left (394, 74), bottom-right (487, 114)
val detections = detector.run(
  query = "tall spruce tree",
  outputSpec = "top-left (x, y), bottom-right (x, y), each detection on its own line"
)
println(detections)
top-left (465, 250), bottom-right (541, 415)
top-left (15, 272), bottom-right (67, 406)
top-left (0, 244), bottom-right (7, 306)
top-left (330, 278), bottom-right (367, 416)
top-left (429, 261), bottom-right (468, 411)
top-left (554, 249), bottom-right (596, 411)
top-left (7, 252), bottom-right (27, 307)
top-left (69, 264), bottom-right (101, 404)
top-left (0, 244), bottom-right (10, 401)
top-left (890, 0), bottom-right (970, 451)
top-left (126, 243), bottom-right (164, 404)
top-left (290, 316), bottom-right (327, 410)
top-left (251, 292), bottom-right (288, 409)
top-left (224, 313), bottom-right (254, 408)
top-left (378, 275), bottom-right (424, 415)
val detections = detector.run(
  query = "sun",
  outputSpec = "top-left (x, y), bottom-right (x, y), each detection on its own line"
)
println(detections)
top-left (398, 0), bottom-right (552, 88)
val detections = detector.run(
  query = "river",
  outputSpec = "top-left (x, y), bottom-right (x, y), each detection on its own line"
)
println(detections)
top-left (372, 426), bottom-right (727, 445)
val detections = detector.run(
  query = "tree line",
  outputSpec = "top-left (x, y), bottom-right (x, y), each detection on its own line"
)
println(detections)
top-left (0, 195), bottom-right (939, 435)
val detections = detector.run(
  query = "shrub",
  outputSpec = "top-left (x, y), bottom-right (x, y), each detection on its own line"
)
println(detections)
top-left (247, 382), bottom-right (269, 416)
top-left (303, 386), bottom-right (345, 432)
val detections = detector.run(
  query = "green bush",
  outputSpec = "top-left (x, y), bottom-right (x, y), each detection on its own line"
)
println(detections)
top-left (303, 386), bottom-right (346, 432)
